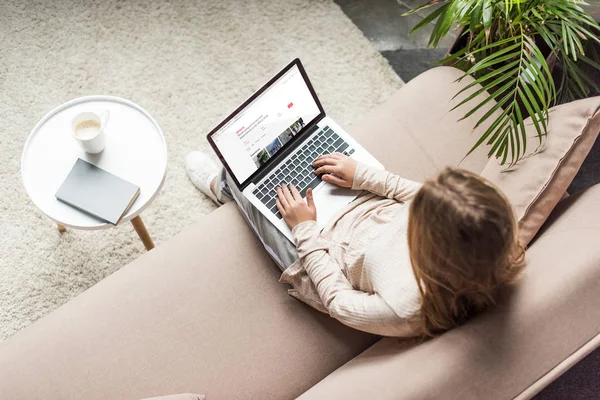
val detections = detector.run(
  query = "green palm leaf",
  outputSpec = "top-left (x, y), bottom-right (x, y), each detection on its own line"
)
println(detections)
top-left (404, 0), bottom-right (600, 167)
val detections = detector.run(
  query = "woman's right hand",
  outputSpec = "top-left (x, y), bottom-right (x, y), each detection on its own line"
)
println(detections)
top-left (312, 152), bottom-right (357, 188)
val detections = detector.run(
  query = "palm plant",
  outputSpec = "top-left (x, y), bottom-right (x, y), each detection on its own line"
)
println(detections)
top-left (406, 0), bottom-right (600, 167)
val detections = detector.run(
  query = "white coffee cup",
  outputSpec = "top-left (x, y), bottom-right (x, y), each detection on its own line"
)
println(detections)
top-left (72, 111), bottom-right (110, 154)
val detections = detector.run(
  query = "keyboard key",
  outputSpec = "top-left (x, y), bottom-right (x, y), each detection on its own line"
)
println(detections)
top-left (333, 138), bottom-right (344, 148)
top-left (349, 148), bottom-right (355, 155)
top-left (336, 142), bottom-right (349, 153)
top-left (265, 198), bottom-right (276, 209)
top-left (300, 176), bottom-right (322, 197)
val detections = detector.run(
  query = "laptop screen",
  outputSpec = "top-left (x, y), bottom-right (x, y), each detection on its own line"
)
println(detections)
top-left (208, 62), bottom-right (323, 187)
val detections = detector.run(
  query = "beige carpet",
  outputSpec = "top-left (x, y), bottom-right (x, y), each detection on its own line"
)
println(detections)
top-left (0, 0), bottom-right (402, 341)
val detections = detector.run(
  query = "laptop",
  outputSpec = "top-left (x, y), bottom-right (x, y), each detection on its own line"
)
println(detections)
top-left (207, 58), bottom-right (383, 241)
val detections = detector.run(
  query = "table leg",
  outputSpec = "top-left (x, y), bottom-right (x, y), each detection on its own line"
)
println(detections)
top-left (57, 224), bottom-right (67, 232)
top-left (131, 215), bottom-right (155, 251)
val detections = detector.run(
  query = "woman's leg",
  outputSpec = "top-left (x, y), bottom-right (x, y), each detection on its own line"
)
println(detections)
top-left (218, 168), bottom-right (299, 271)
top-left (186, 151), bottom-right (298, 271)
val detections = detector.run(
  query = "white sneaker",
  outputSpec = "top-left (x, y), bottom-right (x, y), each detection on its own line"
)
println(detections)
top-left (185, 151), bottom-right (221, 205)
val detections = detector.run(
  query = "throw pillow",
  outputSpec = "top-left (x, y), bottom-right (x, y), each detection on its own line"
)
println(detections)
top-left (481, 97), bottom-right (600, 246)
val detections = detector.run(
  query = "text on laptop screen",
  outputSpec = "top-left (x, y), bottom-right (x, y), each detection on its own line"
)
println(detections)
top-left (211, 65), bottom-right (321, 183)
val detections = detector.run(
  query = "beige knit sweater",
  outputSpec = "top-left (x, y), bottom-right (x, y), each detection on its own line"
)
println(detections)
top-left (280, 162), bottom-right (424, 337)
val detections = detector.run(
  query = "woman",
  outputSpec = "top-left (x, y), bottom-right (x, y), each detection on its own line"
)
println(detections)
top-left (186, 151), bottom-right (525, 337)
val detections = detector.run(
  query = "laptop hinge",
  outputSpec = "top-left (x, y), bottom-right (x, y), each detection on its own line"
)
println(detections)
top-left (250, 121), bottom-right (321, 186)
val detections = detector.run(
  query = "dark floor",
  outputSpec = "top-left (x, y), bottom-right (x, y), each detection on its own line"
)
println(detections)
top-left (335, 0), bottom-right (600, 398)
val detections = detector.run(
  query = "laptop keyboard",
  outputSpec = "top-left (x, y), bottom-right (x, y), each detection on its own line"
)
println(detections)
top-left (252, 126), bottom-right (355, 219)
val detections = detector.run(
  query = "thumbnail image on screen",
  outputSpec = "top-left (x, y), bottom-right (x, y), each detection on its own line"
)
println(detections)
top-left (252, 117), bottom-right (305, 168)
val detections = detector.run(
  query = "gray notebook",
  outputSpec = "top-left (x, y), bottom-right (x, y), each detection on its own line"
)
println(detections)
top-left (56, 159), bottom-right (141, 225)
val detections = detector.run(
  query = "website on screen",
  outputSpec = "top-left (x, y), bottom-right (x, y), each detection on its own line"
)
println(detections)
top-left (212, 65), bottom-right (321, 183)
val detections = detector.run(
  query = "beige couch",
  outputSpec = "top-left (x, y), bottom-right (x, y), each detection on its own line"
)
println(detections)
top-left (1, 67), bottom-right (600, 399)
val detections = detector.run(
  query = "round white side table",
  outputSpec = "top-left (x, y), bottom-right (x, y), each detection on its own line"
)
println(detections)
top-left (21, 95), bottom-right (167, 250)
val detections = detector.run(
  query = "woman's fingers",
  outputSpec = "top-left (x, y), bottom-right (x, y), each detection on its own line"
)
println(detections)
top-left (276, 187), bottom-right (289, 209)
top-left (315, 165), bottom-right (339, 176)
top-left (306, 188), bottom-right (315, 210)
top-left (280, 184), bottom-right (294, 204)
top-left (275, 198), bottom-right (287, 216)
top-left (312, 157), bottom-right (337, 168)
top-left (314, 152), bottom-right (343, 162)
top-left (322, 174), bottom-right (347, 187)
top-left (289, 184), bottom-right (301, 201)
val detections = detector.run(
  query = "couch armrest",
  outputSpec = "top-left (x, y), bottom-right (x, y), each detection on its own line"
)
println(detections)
top-left (298, 184), bottom-right (600, 400)
top-left (348, 66), bottom-right (504, 181)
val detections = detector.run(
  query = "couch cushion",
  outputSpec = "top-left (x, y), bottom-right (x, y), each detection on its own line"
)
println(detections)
top-left (0, 204), bottom-right (377, 400)
top-left (298, 184), bottom-right (600, 400)
top-left (481, 97), bottom-right (600, 246)
top-left (349, 66), bottom-right (504, 180)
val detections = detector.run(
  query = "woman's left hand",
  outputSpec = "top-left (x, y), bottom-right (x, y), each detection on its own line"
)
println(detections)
top-left (275, 184), bottom-right (317, 229)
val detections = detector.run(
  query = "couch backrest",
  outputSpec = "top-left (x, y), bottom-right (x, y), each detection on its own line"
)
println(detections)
top-left (348, 67), bottom-right (502, 180)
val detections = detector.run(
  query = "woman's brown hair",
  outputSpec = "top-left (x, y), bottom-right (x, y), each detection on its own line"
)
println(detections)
top-left (407, 168), bottom-right (524, 337)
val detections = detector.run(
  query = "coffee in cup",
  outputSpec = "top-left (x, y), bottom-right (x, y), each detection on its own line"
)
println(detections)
top-left (71, 111), bottom-right (110, 154)
top-left (74, 119), bottom-right (102, 139)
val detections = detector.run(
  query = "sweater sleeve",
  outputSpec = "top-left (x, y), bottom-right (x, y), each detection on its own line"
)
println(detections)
top-left (292, 221), bottom-right (415, 337)
top-left (351, 162), bottom-right (422, 202)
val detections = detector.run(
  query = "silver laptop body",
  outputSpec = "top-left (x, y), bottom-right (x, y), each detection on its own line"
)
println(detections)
top-left (207, 59), bottom-right (383, 241)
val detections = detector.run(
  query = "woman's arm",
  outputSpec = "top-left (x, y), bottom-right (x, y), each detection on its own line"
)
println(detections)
top-left (293, 221), bottom-right (417, 337)
top-left (275, 183), bottom-right (417, 337)
top-left (312, 154), bottom-right (421, 202)
top-left (351, 162), bottom-right (422, 202)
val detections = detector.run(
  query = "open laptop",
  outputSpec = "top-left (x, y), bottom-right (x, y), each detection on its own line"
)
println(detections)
top-left (207, 58), bottom-right (383, 241)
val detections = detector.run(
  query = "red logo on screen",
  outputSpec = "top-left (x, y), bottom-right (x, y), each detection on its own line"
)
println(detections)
top-left (288, 102), bottom-right (294, 108)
